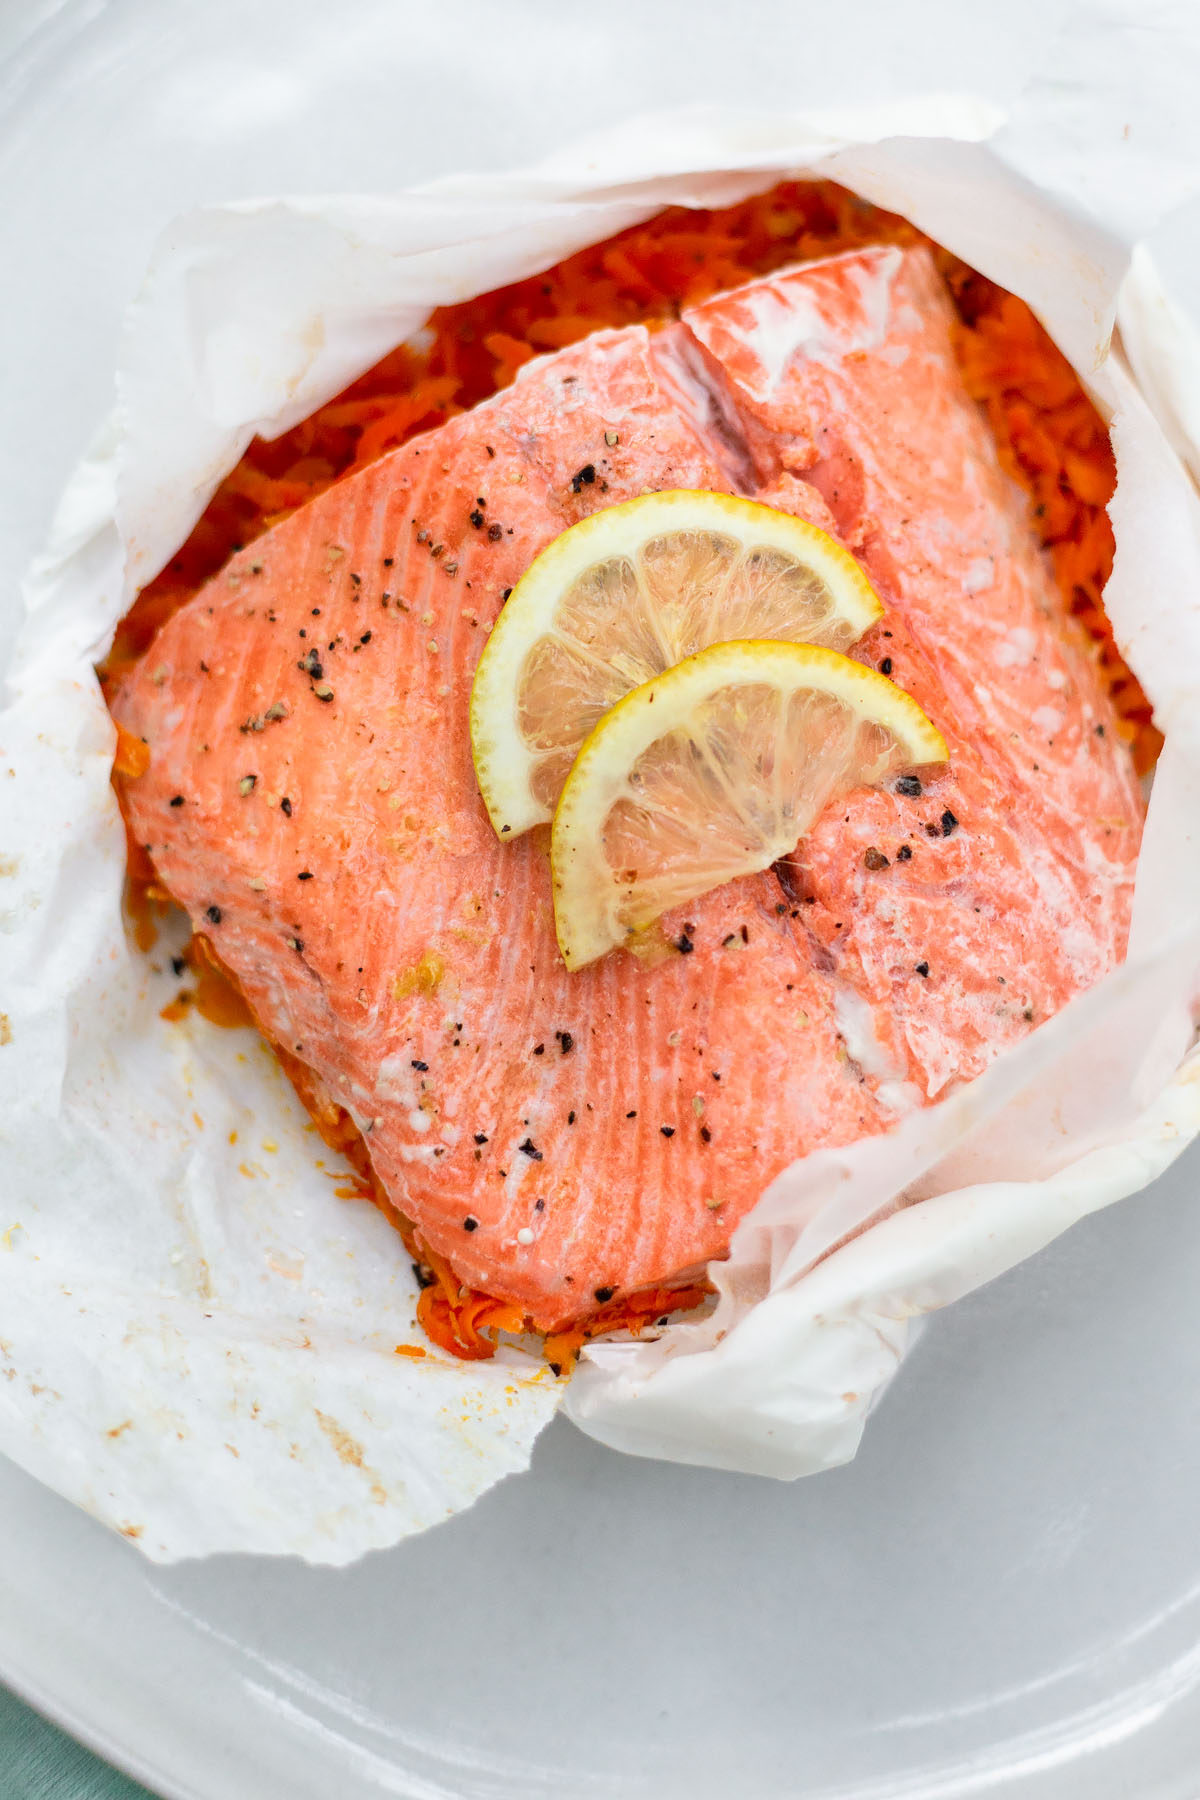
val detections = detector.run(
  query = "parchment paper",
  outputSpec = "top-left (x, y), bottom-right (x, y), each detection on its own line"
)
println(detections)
top-left (4, 71), bottom-right (1200, 1558)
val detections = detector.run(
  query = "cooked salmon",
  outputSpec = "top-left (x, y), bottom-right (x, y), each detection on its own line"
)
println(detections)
top-left (111, 245), bottom-right (1141, 1330)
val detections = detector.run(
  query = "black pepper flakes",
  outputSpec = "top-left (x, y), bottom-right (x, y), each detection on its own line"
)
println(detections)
top-left (412, 1261), bottom-right (436, 1290)
top-left (556, 1030), bottom-right (574, 1054)
top-left (297, 870), bottom-right (313, 881)
top-left (474, 1133), bottom-right (488, 1145)
top-left (896, 775), bottom-right (923, 797)
top-left (660, 1125), bottom-right (675, 1139)
top-left (298, 648), bottom-right (324, 680)
top-left (487, 522), bottom-right (503, 541)
top-left (567, 1110), bottom-right (576, 1125)
top-left (864, 847), bottom-right (890, 871)
top-left (896, 844), bottom-right (913, 862)
top-left (469, 509), bottom-right (485, 529)
top-left (626, 1110), bottom-right (637, 1119)
top-left (700, 1125), bottom-right (712, 1143)
top-left (280, 796), bottom-right (292, 816)
top-left (571, 464), bottom-right (597, 493)
top-left (411, 1059), bottom-right (429, 1072)
top-left (205, 905), bottom-right (222, 925)
top-left (915, 961), bottom-right (930, 977)
top-left (880, 657), bottom-right (893, 675)
top-left (519, 1137), bottom-right (543, 1161)
top-left (533, 1043), bottom-right (545, 1056)
top-left (940, 809), bottom-right (959, 836)
top-left (676, 932), bottom-right (695, 954)
top-left (169, 794), bottom-right (185, 808)
top-left (594, 1286), bottom-right (614, 1303)
top-left (463, 1216), bottom-right (479, 1232)
top-left (171, 955), bottom-right (187, 977)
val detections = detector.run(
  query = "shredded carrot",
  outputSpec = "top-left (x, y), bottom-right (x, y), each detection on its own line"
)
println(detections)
top-left (112, 723), bottom-right (150, 778)
top-left (189, 934), bottom-right (255, 1028)
top-left (103, 178), bottom-right (1158, 1363)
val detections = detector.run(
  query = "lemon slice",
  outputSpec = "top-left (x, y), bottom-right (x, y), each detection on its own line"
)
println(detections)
top-left (551, 640), bottom-right (947, 970)
top-left (471, 490), bottom-right (884, 838)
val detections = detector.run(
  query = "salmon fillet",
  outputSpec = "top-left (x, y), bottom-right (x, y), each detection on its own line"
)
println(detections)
top-left (111, 246), bottom-right (1141, 1330)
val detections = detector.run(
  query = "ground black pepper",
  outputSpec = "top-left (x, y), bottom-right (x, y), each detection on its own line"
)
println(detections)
top-left (205, 905), bottom-right (222, 924)
top-left (519, 1137), bottom-right (543, 1160)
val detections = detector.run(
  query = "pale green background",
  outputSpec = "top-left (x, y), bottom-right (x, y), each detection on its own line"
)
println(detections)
top-left (0, 1688), bottom-right (154, 1799)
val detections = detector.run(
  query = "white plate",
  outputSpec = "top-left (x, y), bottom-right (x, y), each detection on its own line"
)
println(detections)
top-left (5, 3), bottom-right (1200, 1796)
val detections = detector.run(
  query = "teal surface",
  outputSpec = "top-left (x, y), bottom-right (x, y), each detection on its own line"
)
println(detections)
top-left (0, 1687), bottom-right (156, 1799)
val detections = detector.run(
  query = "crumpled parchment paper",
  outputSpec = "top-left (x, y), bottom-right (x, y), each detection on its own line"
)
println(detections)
top-left (4, 70), bottom-right (1200, 1559)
